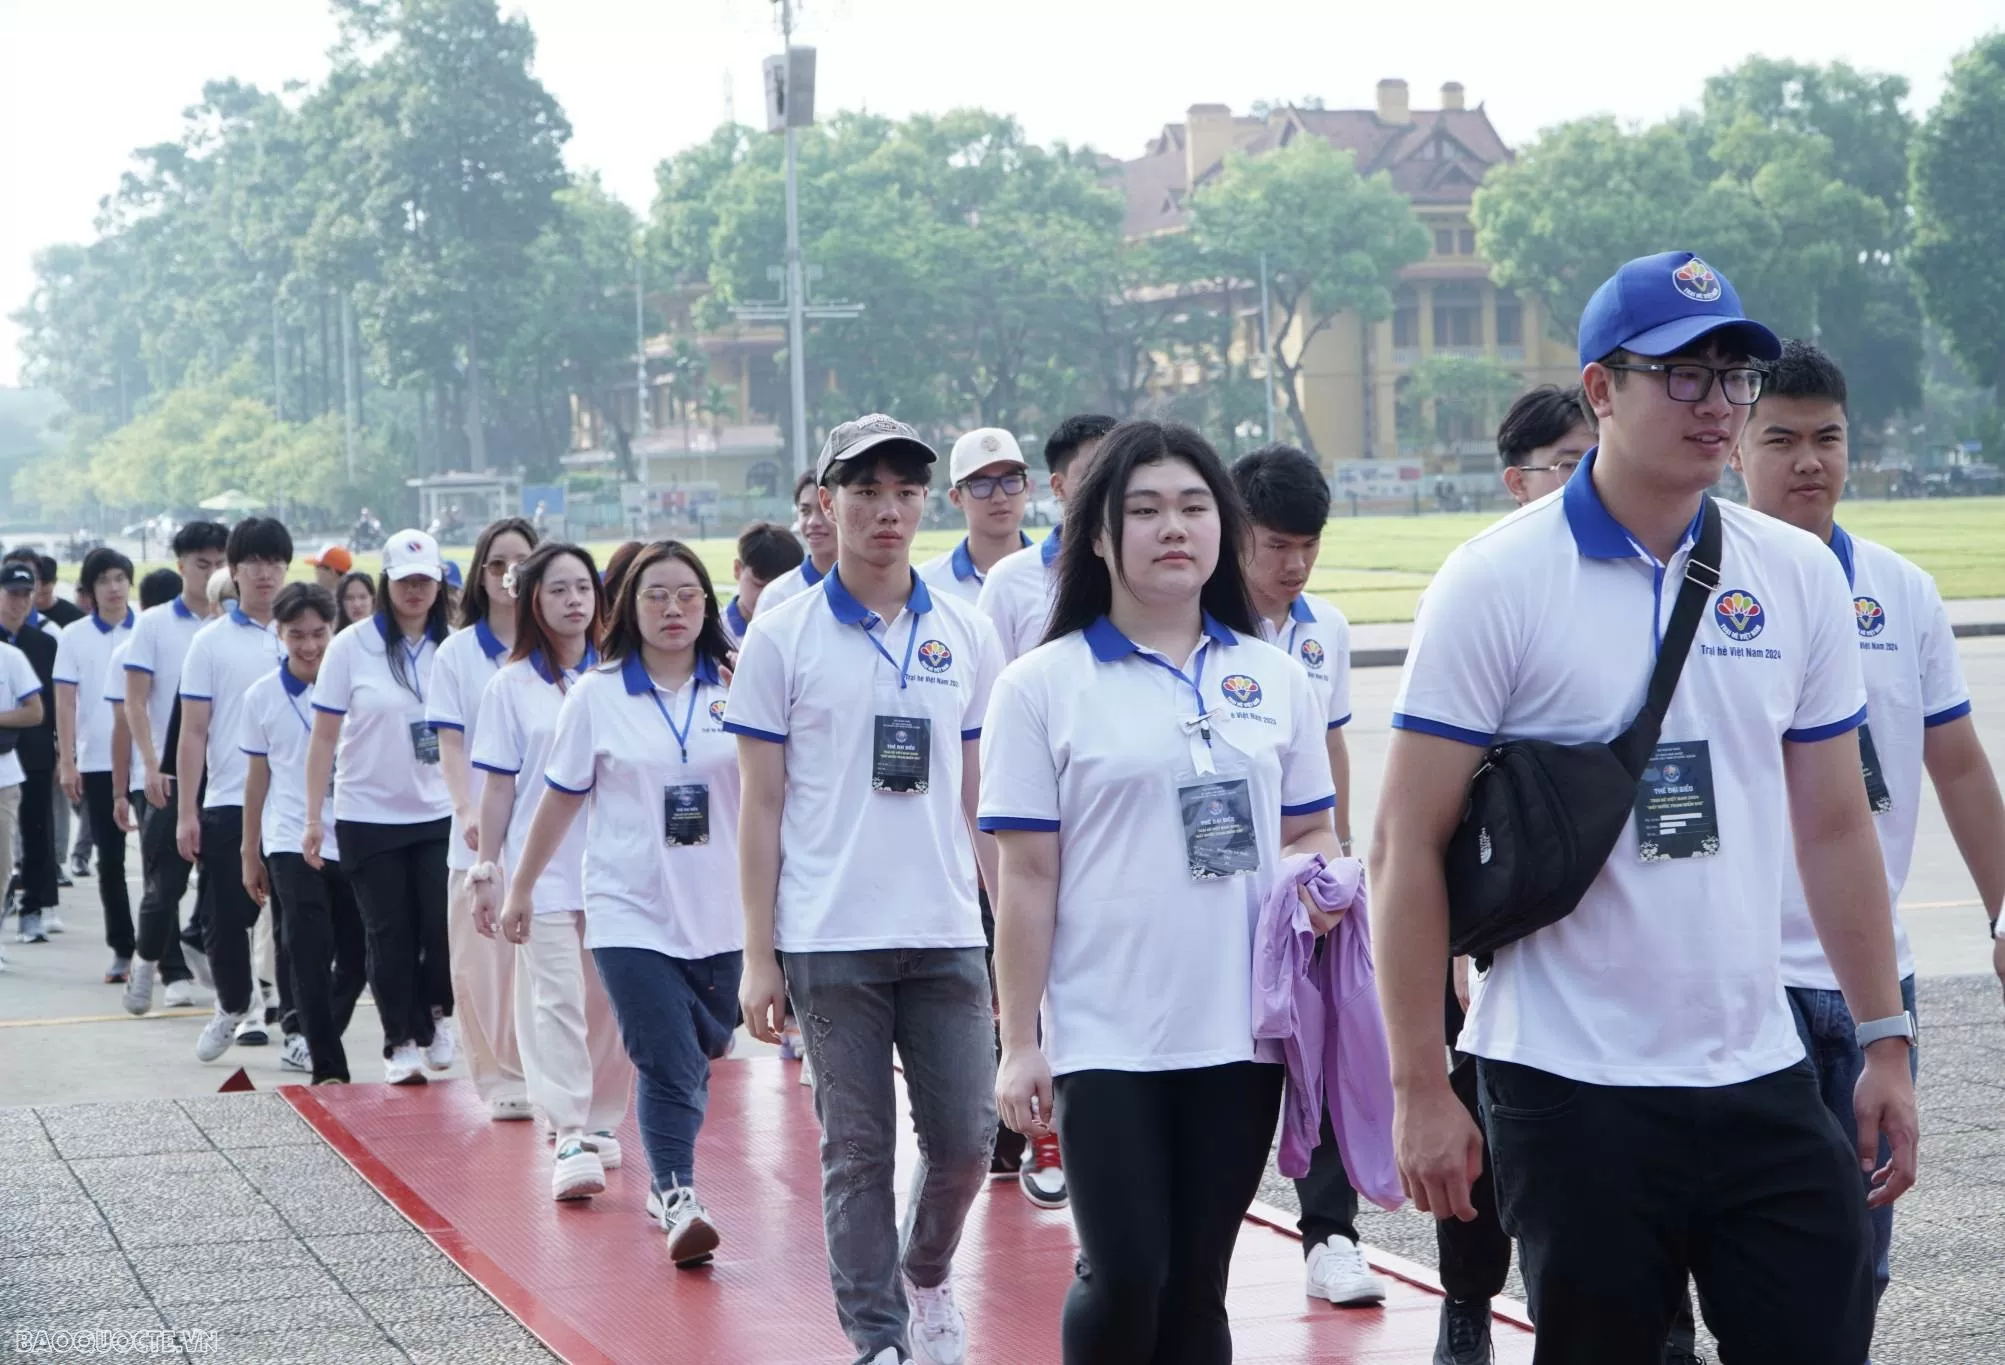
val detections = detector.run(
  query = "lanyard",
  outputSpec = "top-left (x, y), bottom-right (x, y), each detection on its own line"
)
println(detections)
top-left (650, 681), bottom-right (702, 764)
top-left (399, 636), bottom-right (428, 704)
top-left (861, 612), bottom-right (921, 690)
top-left (286, 693), bottom-right (312, 735)
top-left (1138, 640), bottom-right (1218, 743)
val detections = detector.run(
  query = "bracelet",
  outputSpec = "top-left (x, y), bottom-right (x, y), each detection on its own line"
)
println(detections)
top-left (469, 861), bottom-right (501, 886)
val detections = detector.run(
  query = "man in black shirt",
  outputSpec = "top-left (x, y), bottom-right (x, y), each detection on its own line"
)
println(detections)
top-left (0, 563), bottom-right (58, 940)
top-left (34, 554), bottom-right (86, 629)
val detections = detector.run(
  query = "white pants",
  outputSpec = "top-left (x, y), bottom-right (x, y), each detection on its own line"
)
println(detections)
top-left (448, 868), bottom-right (526, 1106)
top-left (514, 910), bottom-right (630, 1138)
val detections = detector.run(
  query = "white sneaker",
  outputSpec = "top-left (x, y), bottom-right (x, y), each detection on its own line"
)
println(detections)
top-left (551, 1138), bottom-right (605, 1201)
top-left (43, 914), bottom-right (65, 933)
top-left (195, 1008), bottom-right (244, 1063)
top-left (866, 1351), bottom-right (905, 1365)
top-left (649, 1181), bottom-right (720, 1268)
top-left (183, 944), bottom-right (213, 990)
top-left (488, 1095), bottom-right (534, 1122)
top-left (384, 1044), bottom-right (428, 1086)
top-left (162, 979), bottom-right (199, 1009)
top-left (234, 1014), bottom-right (269, 1046)
top-left (582, 1131), bottom-right (621, 1169)
top-left (123, 960), bottom-right (157, 1016)
top-left (424, 1016), bottom-right (457, 1071)
top-left (904, 1274), bottom-right (967, 1365)
top-left (1305, 1235), bottom-right (1388, 1307)
top-left (279, 1034), bottom-right (312, 1073)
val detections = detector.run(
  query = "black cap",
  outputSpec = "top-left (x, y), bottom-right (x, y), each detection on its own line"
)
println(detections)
top-left (0, 563), bottom-right (34, 592)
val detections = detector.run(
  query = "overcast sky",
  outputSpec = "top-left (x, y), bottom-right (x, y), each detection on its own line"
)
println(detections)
top-left (1, 0), bottom-right (1994, 387)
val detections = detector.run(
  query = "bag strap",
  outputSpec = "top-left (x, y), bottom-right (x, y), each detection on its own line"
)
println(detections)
top-left (1610, 497), bottom-right (1722, 775)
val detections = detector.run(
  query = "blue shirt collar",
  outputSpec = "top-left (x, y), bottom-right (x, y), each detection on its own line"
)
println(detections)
top-left (473, 617), bottom-right (507, 662)
top-left (1040, 524), bottom-right (1064, 567)
top-left (93, 607), bottom-right (134, 635)
top-left (529, 644), bottom-right (597, 686)
top-left (25, 610), bottom-right (43, 631)
top-left (227, 602), bottom-right (266, 631)
top-left (172, 598), bottom-right (198, 620)
top-left (1562, 447), bottom-right (1704, 562)
top-left (951, 531), bottom-right (1034, 583)
top-left (619, 649), bottom-right (721, 696)
top-left (823, 566), bottom-right (933, 627)
top-left (375, 612), bottom-right (441, 648)
top-left (800, 557), bottom-right (828, 587)
top-left (1828, 522), bottom-right (1856, 589)
top-left (1287, 596), bottom-right (1315, 623)
top-left (280, 659), bottom-right (311, 697)
top-left (724, 598), bottom-right (749, 637)
top-left (1083, 613), bottom-right (1238, 664)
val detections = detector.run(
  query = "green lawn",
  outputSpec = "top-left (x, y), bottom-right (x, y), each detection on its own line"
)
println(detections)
top-left (141, 497), bottom-right (2005, 627)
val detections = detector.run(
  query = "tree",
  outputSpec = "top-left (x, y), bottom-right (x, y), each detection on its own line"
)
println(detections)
top-left (1912, 34), bottom-right (2005, 396)
top-left (1188, 137), bottom-right (1430, 455)
top-left (1401, 354), bottom-right (1523, 447)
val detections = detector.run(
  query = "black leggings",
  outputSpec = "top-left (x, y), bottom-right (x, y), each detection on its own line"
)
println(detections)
top-left (1055, 1062), bottom-right (1284, 1365)
top-left (82, 772), bottom-right (132, 957)
top-left (337, 819), bottom-right (450, 1057)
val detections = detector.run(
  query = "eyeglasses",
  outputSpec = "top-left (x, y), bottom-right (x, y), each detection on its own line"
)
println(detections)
top-left (1605, 362), bottom-right (1766, 406)
top-left (639, 586), bottom-right (707, 610)
top-left (1519, 459), bottom-right (1582, 477)
top-left (959, 472), bottom-right (1029, 499)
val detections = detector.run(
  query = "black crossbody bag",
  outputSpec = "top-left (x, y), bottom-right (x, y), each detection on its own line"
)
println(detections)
top-left (1445, 496), bottom-right (1721, 966)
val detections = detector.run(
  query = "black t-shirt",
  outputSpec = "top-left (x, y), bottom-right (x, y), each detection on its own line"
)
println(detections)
top-left (0, 621), bottom-right (58, 771)
top-left (41, 598), bottom-right (84, 629)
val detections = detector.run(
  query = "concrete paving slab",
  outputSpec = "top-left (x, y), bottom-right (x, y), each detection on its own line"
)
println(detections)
top-left (0, 1251), bottom-right (150, 1314)
top-left (181, 1325), bottom-right (408, 1365)
top-left (352, 1285), bottom-right (507, 1325)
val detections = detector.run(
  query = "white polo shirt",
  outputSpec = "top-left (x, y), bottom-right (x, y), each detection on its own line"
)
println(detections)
top-left (180, 605), bottom-right (286, 809)
top-left (918, 532), bottom-right (1035, 606)
top-left (425, 620), bottom-right (510, 872)
top-left (240, 662), bottom-right (341, 863)
top-left (313, 616), bottom-right (452, 825)
top-left (123, 599), bottom-right (210, 766)
top-left (1392, 453), bottom-right (1866, 1087)
top-left (980, 618), bottom-right (1335, 1075)
top-left (753, 556), bottom-right (829, 614)
top-left (53, 609), bottom-right (135, 772)
top-left (471, 651), bottom-right (594, 915)
top-left (1776, 526), bottom-right (1971, 991)
top-left (0, 640), bottom-right (41, 789)
top-left (101, 639), bottom-right (144, 783)
top-left (722, 598), bottom-right (751, 647)
top-left (976, 528), bottom-right (1062, 662)
top-left (724, 567), bottom-right (1001, 952)
top-left (544, 652), bottom-right (743, 961)
top-left (1259, 593), bottom-right (1354, 729)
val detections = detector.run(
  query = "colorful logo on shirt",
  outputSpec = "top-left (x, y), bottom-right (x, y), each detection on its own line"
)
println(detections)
top-left (708, 698), bottom-right (728, 723)
top-left (1673, 257), bottom-right (1723, 302)
top-left (1714, 589), bottom-right (1765, 642)
top-left (917, 639), bottom-right (953, 673)
top-left (1299, 638), bottom-right (1326, 670)
top-left (1221, 674), bottom-right (1263, 708)
top-left (1854, 596), bottom-right (1886, 638)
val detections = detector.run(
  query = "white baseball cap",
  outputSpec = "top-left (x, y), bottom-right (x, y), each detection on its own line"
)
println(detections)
top-left (949, 428), bottom-right (1028, 484)
top-left (382, 529), bottom-right (444, 581)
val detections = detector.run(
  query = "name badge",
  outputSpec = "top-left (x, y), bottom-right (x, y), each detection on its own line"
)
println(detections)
top-left (409, 721), bottom-right (441, 765)
top-left (1857, 724), bottom-right (1893, 815)
top-left (872, 715), bottom-right (931, 794)
top-left (664, 783), bottom-right (710, 846)
top-left (1634, 740), bottom-right (1719, 862)
top-left (1180, 777), bottom-right (1259, 880)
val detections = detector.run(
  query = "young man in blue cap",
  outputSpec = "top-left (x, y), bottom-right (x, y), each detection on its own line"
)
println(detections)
top-left (1373, 252), bottom-right (1918, 1362)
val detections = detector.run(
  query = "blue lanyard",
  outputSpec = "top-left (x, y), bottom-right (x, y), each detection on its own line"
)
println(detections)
top-left (399, 637), bottom-right (428, 704)
top-left (861, 612), bottom-right (921, 690)
top-left (1138, 641), bottom-right (1214, 744)
top-left (287, 694), bottom-right (312, 734)
top-left (650, 681), bottom-right (702, 764)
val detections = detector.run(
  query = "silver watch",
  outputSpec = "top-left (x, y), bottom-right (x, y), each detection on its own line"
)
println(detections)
top-left (1854, 1011), bottom-right (1917, 1050)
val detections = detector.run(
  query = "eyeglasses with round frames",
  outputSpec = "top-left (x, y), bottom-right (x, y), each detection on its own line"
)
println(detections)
top-left (1605, 362), bottom-right (1766, 406)
top-left (958, 471), bottom-right (1029, 500)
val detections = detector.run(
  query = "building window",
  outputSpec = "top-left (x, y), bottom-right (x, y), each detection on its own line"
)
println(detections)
top-left (1392, 287), bottom-right (1419, 348)
top-left (1433, 283), bottom-right (1481, 349)
top-left (1496, 292), bottom-right (1523, 347)
top-left (746, 461), bottom-right (783, 498)
top-left (1458, 228), bottom-right (1477, 255)
top-left (1434, 228), bottom-right (1455, 256)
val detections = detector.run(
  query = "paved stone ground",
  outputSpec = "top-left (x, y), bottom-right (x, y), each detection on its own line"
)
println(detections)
top-left (0, 1093), bottom-right (555, 1364)
top-left (1257, 974), bottom-right (2005, 1365)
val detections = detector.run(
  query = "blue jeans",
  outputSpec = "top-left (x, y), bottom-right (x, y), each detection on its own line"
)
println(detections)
top-left (1785, 975), bottom-right (1918, 1327)
top-left (781, 947), bottom-right (997, 1365)
top-left (592, 947), bottom-right (742, 1189)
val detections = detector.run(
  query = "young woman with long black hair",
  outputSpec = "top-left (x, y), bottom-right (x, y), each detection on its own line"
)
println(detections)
top-left (427, 516), bottom-right (538, 1120)
top-left (305, 529), bottom-right (456, 1086)
top-left (980, 420), bottom-right (1342, 1365)
top-left (337, 572), bottom-right (375, 632)
top-left (470, 543), bottom-right (634, 1203)
top-left (506, 540), bottom-right (743, 1264)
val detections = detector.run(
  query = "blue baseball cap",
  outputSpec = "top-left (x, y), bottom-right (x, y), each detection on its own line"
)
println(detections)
top-left (1577, 251), bottom-right (1780, 369)
top-left (441, 559), bottom-right (463, 590)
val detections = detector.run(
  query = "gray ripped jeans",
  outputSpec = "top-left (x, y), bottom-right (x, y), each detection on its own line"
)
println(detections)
top-left (780, 946), bottom-right (998, 1365)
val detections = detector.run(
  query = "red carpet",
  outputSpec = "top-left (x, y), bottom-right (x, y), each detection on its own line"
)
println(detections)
top-left (284, 1060), bottom-right (1533, 1364)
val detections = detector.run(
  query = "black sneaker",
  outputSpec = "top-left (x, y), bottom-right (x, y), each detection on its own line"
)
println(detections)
top-left (54, 870), bottom-right (72, 889)
top-left (1435, 1297), bottom-right (1494, 1364)
top-left (70, 852), bottom-right (91, 879)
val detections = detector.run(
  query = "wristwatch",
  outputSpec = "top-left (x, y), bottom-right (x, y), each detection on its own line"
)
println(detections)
top-left (1855, 1011), bottom-right (1917, 1050)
